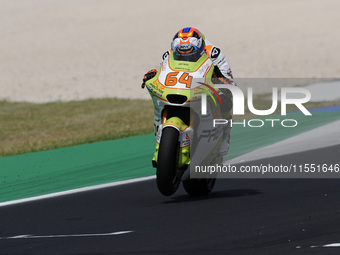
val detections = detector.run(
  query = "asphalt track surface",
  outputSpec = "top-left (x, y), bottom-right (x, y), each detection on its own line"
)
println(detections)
top-left (1, 145), bottom-right (340, 255)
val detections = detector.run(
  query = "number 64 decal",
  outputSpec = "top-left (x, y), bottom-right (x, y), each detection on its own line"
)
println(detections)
top-left (164, 72), bottom-right (193, 88)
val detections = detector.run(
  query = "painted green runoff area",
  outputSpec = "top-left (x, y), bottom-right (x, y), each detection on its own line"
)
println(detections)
top-left (1, 111), bottom-right (340, 203)
top-left (227, 111), bottom-right (340, 159)
top-left (0, 135), bottom-right (155, 203)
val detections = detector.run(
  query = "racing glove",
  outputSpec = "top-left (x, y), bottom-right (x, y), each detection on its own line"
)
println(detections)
top-left (213, 76), bottom-right (232, 85)
top-left (141, 69), bottom-right (158, 88)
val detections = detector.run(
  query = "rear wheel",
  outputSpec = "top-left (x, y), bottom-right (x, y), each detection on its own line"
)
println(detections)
top-left (156, 127), bottom-right (182, 196)
top-left (183, 178), bottom-right (216, 197)
top-left (183, 156), bottom-right (220, 196)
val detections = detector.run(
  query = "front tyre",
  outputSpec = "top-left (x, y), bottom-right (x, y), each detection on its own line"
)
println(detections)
top-left (156, 127), bottom-right (182, 196)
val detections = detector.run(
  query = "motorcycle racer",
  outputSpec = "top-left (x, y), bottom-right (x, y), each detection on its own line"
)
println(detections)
top-left (142, 27), bottom-right (236, 157)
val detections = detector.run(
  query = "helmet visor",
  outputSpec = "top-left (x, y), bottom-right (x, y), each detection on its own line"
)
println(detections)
top-left (173, 45), bottom-right (202, 62)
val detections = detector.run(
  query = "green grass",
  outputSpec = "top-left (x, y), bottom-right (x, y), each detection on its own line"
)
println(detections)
top-left (0, 99), bottom-right (154, 157)
top-left (1, 97), bottom-right (339, 157)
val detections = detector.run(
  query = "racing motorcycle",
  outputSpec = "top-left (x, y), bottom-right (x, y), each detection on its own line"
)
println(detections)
top-left (144, 51), bottom-right (230, 196)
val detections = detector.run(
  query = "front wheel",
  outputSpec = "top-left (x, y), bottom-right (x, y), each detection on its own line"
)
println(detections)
top-left (156, 127), bottom-right (182, 196)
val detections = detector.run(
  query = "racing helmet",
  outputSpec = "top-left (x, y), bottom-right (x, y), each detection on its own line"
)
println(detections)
top-left (171, 27), bottom-right (205, 62)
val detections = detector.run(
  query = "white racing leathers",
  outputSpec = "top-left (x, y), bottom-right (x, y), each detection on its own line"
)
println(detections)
top-left (204, 39), bottom-right (236, 86)
top-left (160, 39), bottom-right (236, 158)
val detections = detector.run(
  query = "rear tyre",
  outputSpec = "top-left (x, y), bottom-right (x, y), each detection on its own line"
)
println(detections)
top-left (183, 178), bottom-right (216, 197)
top-left (156, 127), bottom-right (182, 196)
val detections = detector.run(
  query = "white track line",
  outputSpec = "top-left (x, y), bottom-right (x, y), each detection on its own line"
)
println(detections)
top-left (0, 175), bottom-right (155, 208)
top-left (311, 243), bottom-right (340, 248)
top-left (0, 231), bottom-right (132, 240)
